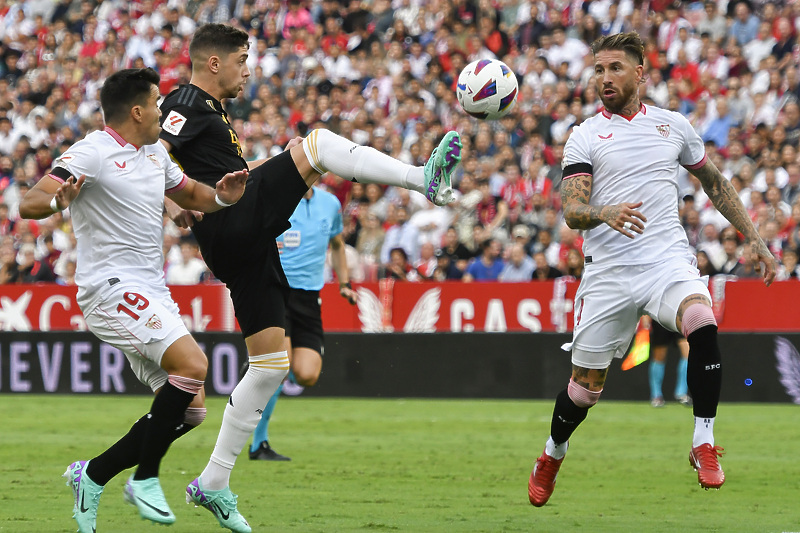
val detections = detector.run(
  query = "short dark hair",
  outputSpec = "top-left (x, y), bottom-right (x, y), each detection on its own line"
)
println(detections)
top-left (190, 24), bottom-right (250, 64)
top-left (100, 68), bottom-right (160, 124)
top-left (591, 32), bottom-right (645, 66)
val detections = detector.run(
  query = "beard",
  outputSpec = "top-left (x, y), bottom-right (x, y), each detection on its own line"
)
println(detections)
top-left (598, 82), bottom-right (637, 114)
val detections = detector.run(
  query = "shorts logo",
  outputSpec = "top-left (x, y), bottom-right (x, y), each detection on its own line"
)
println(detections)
top-left (145, 314), bottom-right (162, 330)
top-left (162, 110), bottom-right (187, 135)
top-left (656, 124), bottom-right (670, 138)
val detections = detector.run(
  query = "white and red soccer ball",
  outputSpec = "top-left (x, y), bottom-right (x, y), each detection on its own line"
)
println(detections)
top-left (456, 59), bottom-right (519, 120)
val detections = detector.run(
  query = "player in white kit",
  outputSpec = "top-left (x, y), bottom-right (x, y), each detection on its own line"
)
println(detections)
top-left (527, 33), bottom-right (776, 507)
top-left (19, 68), bottom-right (247, 533)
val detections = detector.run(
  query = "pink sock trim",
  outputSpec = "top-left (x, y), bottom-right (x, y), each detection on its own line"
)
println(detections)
top-left (568, 378), bottom-right (602, 407)
top-left (184, 407), bottom-right (207, 426)
top-left (681, 304), bottom-right (717, 337)
top-left (168, 374), bottom-right (204, 395)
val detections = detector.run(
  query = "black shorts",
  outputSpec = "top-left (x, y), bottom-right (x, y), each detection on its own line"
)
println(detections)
top-left (285, 288), bottom-right (323, 354)
top-left (189, 151), bottom-right (308, 337)
top-left (651, 320), bottom-right (683, 346)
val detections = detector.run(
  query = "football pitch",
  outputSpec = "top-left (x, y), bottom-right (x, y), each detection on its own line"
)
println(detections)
top-left (1, 395), bottom-right (798, 533)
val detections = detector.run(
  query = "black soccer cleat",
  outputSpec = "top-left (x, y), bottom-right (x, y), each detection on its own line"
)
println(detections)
top-left (249, 441), bottom-right (291, 461)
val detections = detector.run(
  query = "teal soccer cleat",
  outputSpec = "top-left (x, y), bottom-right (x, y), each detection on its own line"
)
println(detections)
top-left (63, 460), bottom-right (104, 533)
top-left (186, 477), bottom-right (252, 533)
top-left (123, 476), bottom-right (176, 524)
top-left (423, 131), bottom-right (462, 206)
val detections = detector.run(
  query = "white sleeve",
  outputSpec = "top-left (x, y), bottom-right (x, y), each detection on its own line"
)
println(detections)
top-left (52, 141), bottom-right (102, 188)
top-left (676, 113), bottom-right (707, 168)
top-left (561, 125), bottom-right (592, 169)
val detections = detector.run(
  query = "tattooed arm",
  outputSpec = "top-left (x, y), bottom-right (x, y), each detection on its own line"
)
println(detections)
top-left (688, 158), bottom-right (776, 286)
top-left (561, 174), bottom-right (647, 238)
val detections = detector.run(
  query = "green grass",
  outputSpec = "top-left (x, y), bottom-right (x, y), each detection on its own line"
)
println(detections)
top-left (1, 396), bottom-right (799, 533)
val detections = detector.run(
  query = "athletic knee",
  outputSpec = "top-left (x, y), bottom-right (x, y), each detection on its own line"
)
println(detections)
top-left (567, 378), bottom-right (602, 408)
top-left (681, 303), bottom-right (717, 338)
top-left (183, 406), bottom-right (206, 427)
top-left (294, 371), bottom-right (319, 387)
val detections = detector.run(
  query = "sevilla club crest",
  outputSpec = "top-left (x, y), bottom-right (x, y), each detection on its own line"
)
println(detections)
top-left (656, 124), bottom-right (670, 138)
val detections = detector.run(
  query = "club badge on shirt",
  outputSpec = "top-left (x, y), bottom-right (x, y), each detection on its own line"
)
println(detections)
top-left (162, 110), bottom-right (187, 135)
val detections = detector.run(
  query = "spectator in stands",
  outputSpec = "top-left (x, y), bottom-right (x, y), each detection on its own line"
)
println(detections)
top-left (414, 242), bottom-right (438, 280)
top-left (462, 238), bottom-right (503, 282)
top-left (532, 250), bottom-right (562, 281)
top-left (777, 247), bottom-right (800, 280)
top-left (0, 241), bottom-right (18, 284)
top-left (499, 243), bottom-right (535, 282)
top-left (696, 250), bottom-right (720, 278)
top-left (563, 248), bottom-right (584, 280)
top-left (382, 246), bottom-right (419, 282)
top-left (729, 1), bottom-right (760, 46)
top-left (16, 242), bottom-right (55, 283)
top-left (166, 237), bottom-right (207, 285)
top-left (431, 248), bottom-right (463, 281)
top-left (380, 205), bottom-right (419, 266)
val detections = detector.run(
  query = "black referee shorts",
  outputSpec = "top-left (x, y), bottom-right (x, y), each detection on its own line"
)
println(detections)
top-left (285, 288), bottom-right (324, 354)
top-left (189, 150), bottom-right (309, 337)
top-left (651, 320), bottom-right (683, 347)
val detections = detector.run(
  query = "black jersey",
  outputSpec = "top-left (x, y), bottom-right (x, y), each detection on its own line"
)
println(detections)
top-left (159, 84), bottom-right (246, 186)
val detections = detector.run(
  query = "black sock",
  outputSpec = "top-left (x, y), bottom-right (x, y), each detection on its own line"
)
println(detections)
top-left (687, 324), bottom-right (722, 419)
top-left (87, 415), bottom-right (201, 486)
top-left (133, 382), bottom-right (195, 480)
top-left (86, 414), bottom-right (149, 486)
top-left (550, 388), bottom-right (590, 445)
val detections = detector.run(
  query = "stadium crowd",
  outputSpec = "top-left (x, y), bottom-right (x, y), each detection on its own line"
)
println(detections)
top-left (1, 0), bottom-right (799, 288)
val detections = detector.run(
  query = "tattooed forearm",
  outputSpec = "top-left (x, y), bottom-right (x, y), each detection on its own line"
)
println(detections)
top-left (562, 175), bottom-right (604, 229)
top-left (690, 160), bottom-right (759, 242)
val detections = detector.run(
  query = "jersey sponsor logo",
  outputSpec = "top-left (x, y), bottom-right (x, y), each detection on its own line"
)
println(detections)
top-left (162, 110), bottom-right (187, 135)
top-left (283, 230), bottom-right (301, 248)
top-left (145, 314), bottom-right (162, 329)
top-left (597, 133), bottom-right (613, 140)
top-left (656, 124), bottom-right (670, 138)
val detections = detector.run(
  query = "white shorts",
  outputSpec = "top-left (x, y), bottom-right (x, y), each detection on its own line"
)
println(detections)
top-left (83, 282), bottom-right (189, 391)
top-left (568, 256), bottom-right (710, 369)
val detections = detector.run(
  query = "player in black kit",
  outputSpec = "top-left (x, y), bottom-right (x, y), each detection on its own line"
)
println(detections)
top-left (159, 23), bottom-right (462, 533)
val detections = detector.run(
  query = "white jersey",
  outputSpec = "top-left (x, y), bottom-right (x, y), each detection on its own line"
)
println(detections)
top-left (561, 104), bottom-right (706, 267)
top-left (50, 127), bottom-right (188, 311)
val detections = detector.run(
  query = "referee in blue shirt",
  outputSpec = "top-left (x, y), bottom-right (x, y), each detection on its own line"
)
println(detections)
top-left (249, 186), bottom-right (357, 461)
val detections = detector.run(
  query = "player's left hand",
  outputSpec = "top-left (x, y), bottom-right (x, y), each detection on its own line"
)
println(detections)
top-left (285, 137), bottom-right (304, 151)
top-left (751, 240), bottom-right (776, 287)
top-left (340, 284), bottom-right (357, 305)
top-left (215, 168), bottom-right (249, 205)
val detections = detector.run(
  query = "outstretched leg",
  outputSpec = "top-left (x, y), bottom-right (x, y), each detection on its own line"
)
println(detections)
top-left (291, 129), bottom-right (462, 206)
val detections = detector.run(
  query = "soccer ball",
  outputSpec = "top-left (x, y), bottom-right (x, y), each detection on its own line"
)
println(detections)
top-left (456, 59), bottom-right (519, 120)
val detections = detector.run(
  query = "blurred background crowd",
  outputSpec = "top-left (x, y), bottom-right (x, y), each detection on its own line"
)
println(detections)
top-left (1, 0), bottom-right (799, 287)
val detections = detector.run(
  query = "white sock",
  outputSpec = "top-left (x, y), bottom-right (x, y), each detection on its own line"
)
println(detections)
top-left (302, 129), bottom-right (425, 194)
top-left (199, 351), bottom-right (289, 490)
top-left (693, 416), bottom-right (715, 448)
top-left (545, 437), bottom-right (568, 460)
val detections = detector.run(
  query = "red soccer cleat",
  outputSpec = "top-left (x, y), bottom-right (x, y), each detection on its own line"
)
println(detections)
top-left (528, 449), bottom-right (565, 507)
top-left (689, 443), bottom-right (726, 489)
